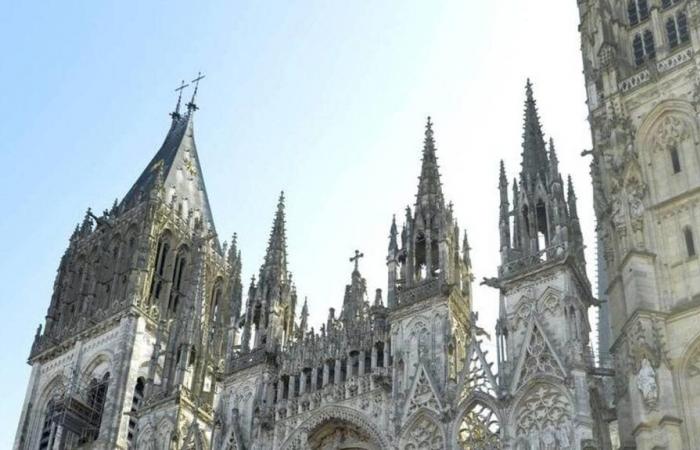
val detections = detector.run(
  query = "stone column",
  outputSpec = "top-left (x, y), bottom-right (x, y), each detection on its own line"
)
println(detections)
top-left (322, 362), bottom-right (329, 387)
top-left (359, 350), bottom-right (366, 376)
top-left (311, 367), bottom-right (318, 392)
top-left (299, 372), bottom-right (306, 395)
top-left (334, 359), bottom-right (342, 384)
top-left (371, 346), bottom-right (378, 370)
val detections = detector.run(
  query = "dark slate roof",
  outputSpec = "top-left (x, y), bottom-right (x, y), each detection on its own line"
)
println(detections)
top-left (120, 111), bottom-right (217, 236)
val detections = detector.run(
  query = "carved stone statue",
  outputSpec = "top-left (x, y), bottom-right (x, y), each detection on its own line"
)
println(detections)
top-left (636, 358), bottom-right (658, 408)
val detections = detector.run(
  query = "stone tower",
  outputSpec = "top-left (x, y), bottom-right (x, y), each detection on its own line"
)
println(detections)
top-left (578, 0), bottom-right (700, 448)
top-left (13, 86), bottom-right (243, 450)
top-left (488, 82), bottom-right (610, 449)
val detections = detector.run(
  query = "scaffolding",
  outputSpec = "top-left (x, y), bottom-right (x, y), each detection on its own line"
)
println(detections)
top-left (44, 375), bottom-right (110, 447)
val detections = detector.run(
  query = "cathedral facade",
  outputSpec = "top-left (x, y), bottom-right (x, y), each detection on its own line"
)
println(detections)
top-left (11, 2), bottom-right (700, 449)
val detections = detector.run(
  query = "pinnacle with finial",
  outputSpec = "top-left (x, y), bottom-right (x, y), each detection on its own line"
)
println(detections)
top-left (171, 80), bottom-right (189, 119)
top-left (388, 215), bottom-right (398, 252)
top-left (187, 72), bottom-right (205, 112)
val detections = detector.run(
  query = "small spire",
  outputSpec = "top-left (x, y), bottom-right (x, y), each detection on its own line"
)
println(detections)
top-left (299, 297), bottom-right (309, 336)
top-left (520, 79), bottom-right (549, 186)
top-left (261, 191), bottom-right (288, 282)
top-left (171, 80), bottom-right (189, 120)
top-left (187, 72), bottom-right (206, 112)
top-left (567, 175), bottom-right (579, 220)
top-left (80, 208), bottom-right (93, 235)
top-left (374, 289), bottom-right (383, 307)
top-left (499, 160), bottom-right (509, 219)
top-left (227, 232), bottom-right (238, 266)
top-left (462, 230), bottom-right (472, 267)
top-left (388, 215), bottom-right (398, 252)
top-left (549, 138), bottom-right (560, 182)
top-left (416, 116), bottom-right (444, 209)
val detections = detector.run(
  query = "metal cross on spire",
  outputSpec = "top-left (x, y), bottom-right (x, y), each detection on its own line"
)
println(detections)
top-left (349, 249), bottom-right (364, 272)
top-left (187, 72), bottom-right (206, 111)
top-left (171, 80), bottom-right (189, 118)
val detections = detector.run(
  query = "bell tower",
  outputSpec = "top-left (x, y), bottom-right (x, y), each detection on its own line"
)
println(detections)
top-left (489, 82), bottom-right (609, 449)
top-left (578, 1), bottom-right (700, 448)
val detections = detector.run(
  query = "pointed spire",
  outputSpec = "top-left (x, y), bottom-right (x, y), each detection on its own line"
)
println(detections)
top-left (499, 160), bottom-right (509, 220)
top-left (462, 230), bottom-right (472, 267)
top-left (548, 138), bottom-right (560, 181)
top-left (415, 116), bottom-right (445, 210)
top-left (227, 233), bottom-right (239, 266)
top-left (299, 297), bottom-right (309, 336)
top-left (567, 175), bottom-right (579, 220)
top-left (80, 208), bottom-right (93, 235)
top-left (388, 215), bottom-right (399, 252)
top-left (520, 79), bottom-right (549, 186)
top-left (262, 191), bottom-right (288, 280)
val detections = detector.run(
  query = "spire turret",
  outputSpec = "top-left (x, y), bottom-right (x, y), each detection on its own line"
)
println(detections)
top-left (298, 297), bottom-right (309, 338)
top-left (243, 192), bottom-right (295, 351)
top-left (388, 215), bottom-right (398, 253)
top-left (415, 116), bottom-right (445, 212)
top-left (520, 80), bottom-right (549, 186)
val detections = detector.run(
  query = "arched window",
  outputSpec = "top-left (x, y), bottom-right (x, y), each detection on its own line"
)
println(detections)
top-left (149, 237), bottom-right (170, 303)
top-left (667, 12), bottom-right (690, 48)
top-left (457, 402), bottom-right (501, 449)
top-left (127, 377), bottom-right (145, 445)
top-left (167, 250), bottom-right (187, 314)
top-left (678, 12), bottom-right (690, 43)
top-left (633, 34), bottom-right (645, 65)
top-left (643, 29), bottom-right (656, 60)
top-left (38, 399), bottom-right (57, 450)
top-left (670, 146), bottom-right (682, 173)
top-left (85, 372), bottom-right (110, 442)
top-left (685, 227), bottom-right (696, 257)
top-left (667, 17), bottom-right (679, 47)
top-left (628, 0), bottom-right (649, 25)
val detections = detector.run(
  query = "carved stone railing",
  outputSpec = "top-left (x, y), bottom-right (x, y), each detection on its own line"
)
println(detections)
top-left (228, 347), bottom-right (273, 373)
top-left (501, 244), bottom-right (566, 276)
top-left (619, 69), bottom-right (650, 93)
top-left (397, 278), bottom-right (441, 307)
top-left (619, 46), bottom-right (694, 93)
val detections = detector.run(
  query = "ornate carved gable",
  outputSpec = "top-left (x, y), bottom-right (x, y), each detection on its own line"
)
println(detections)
top-left (511, 320), bottom-right (566, 391)
top-left (405, 365), bottom-right (442, 418)
top-left (457, 335), bottom-right (498, 401)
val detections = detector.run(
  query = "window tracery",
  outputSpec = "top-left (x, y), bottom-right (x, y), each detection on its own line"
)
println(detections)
top-left (457, 402), bottom-right (501, 450)
top-left (519, 326), bottom-right (560, 385)
top-left (515, 384), bottom-right (572, 449)
top-left (401, 414), bottom-right (444, 450)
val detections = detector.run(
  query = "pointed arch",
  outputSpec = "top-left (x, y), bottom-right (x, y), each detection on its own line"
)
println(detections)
top-left (399, 409), bottom-right (445, 450)
top-left (453, 395), bottom-right (503, 450)
top-left (679, 332), bottom-right (700, 447)
top-left (510, 381), bottom-right (574, 448)
top-left (278, 405), bottom-right (389, 450)
top-left (637, 100), bottom-right (699, 203)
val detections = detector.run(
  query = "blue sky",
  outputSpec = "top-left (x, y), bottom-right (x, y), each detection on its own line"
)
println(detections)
top-left (0, 1), bottom-right (593, 445)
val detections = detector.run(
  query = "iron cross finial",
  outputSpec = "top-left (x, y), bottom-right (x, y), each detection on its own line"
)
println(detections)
top-left (188, 72), bottom-right (206, 111)
top-left (171, 80), bottom-right (190, 118)
top-left (349, 249), bottom-right (364, 272)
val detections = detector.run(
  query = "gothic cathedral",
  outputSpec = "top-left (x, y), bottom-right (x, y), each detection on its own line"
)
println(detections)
top-left (12, 1), bottom-right (700, 449)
